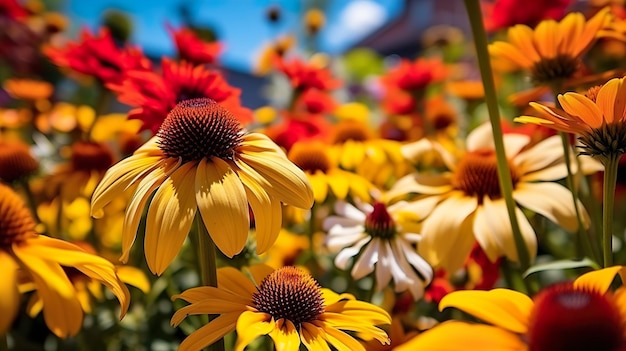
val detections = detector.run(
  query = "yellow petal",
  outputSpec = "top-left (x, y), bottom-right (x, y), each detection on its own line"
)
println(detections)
top-left (507, 25), bottom-right (540, 63)
top-left (246, 264), bottom-right (276, 286)
top-left (439, 289), bottom-right (532, 334)
top-left (557, 12), bottom-right (584, 55)
top-left (558, 93), bottom-right (603, 128)
top-left (394, 321), bottom-right (526, 351)
top-left (115, 265), bottom-right (150, 293)
top-left (534, 20), bottom-right (559, 58)
top-left (574, 266), bottom-right (623, 294)
top-left (309, 172), bottom-right (329, 203)
top-left (301, 323), bottom-right (331, 351)
top-left (269, 319), bottom-right (301, 351)
top-left (327, 170), bottom-right (350, 200)
top-left (178, 313), bottom-right (239, 351)
top-left (320, 324), bottom-right (366, 351)
top-left (489, 41), bottom-right (532, 69)
top-left (234, 310), bottom-right (274, 351)
top-left (145, 161), bottom-right (197, 275)
top-left (196, 158), bottom-right (249, 258)
top-left (0, 252), bottom-right (20, 335)
top-left (217, 267), bottom-right (258, 298)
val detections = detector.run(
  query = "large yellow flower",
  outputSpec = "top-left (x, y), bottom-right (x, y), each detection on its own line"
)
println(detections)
top-left (396, 266), bottom-right (626, 351)
top-left (389, 123), bottom-right (594, 273)
top-left (91, 98), bottom-right (314, 275)
top-left (489, 8), bottom-right (610, 84)
top-left (0, 183), bottom-right (129, 338)
top-left (517, 76), bottom-right (626, 163)
top-left (171, 265), bottom-right (391, 351)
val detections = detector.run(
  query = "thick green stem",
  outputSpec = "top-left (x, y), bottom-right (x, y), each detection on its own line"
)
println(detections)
top-left (602, 154), bottom-right (620, 267)
top-left (194, 215), bottom-right (224, 351)
top-left (464, 0), bottom-right (530, 271)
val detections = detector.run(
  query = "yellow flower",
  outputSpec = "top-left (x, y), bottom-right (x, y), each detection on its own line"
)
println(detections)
top-left (489, 8), bottom-right (611, 84)
top-left (288, 140), bottom-right (374, 203)
top-left (0, 183), bottom-right (129, 338)
top-left (396, 266), bottom-right (626, 351)
top-left (171, 265), bottom-right (391, 351)
top-left (91, 98), bottom-right (314, 275)
top-left (517, 76), bottom-right (626, 164)
top-left (390, 123), bottom-right (591, 273)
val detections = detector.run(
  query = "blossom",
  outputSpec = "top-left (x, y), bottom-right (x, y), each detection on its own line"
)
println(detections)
top-left (390, 122), bottom-right (590, 273)
top-left (109, 58), bottom-right (252, 133)
top-left (482, 0), bottom-right (573, 33)
top-left (324, 197), bottom-right (434, 300)
top-left (44, 27), bottom-right (150, 85)
top-left (0, 138), bottom-right (39, 183)
top-left (171, 265), bottom-right (391, 351)
top-left (276, 56), bottom-right (341, 92)
top-left (91, 98), bottom-right (314, 275)
top-left (168, 25), bottom-right (222, 65)
top-left (0, 182), bottom-right (129, 338)
top-left (396, 266), bottom-right (626, 351)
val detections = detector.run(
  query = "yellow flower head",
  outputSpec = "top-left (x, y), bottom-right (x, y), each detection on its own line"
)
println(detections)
top-left (91, 98), bottom-right (314, 275)
top-left (396, 266), bottom-right (626, 351)
top-left (171, 265), bottom-right (391, 351)
top-left (0, 183), bottom-right (129, 338)
top-left (489, 8), bottom-right (611, 84)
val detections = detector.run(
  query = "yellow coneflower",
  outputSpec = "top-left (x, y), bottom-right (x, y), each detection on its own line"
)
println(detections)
top-left (0, 183), bottom-right (129, 338)
top-left (171, 265), bottom-right (391, 351)
top-left (91, 98), bottom-right (314, 275)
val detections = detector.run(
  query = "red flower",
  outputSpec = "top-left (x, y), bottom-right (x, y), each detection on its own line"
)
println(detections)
top-left (167, 25), bottom-right (222, 65)
top-left (297, 88), bottom-right (337, 115)
top-left (276, 56), bottom-right (341, 91)
top-left (264, 117), bottom-right (330, 151)
top-left (482, 0), bottom-right (572, 33)
top-left (0, 0), bottom-right (28, 20)
top-left (108, 58), bottom-right (252, 133)
top-left (381, 58), bottom-right (447, 93)
top-left (44, 27), bottom-right (150, 85)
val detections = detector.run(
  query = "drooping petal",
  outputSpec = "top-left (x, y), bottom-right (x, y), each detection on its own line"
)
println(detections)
top-left (300, 323), bottom-right (331, 351)
top-left (196, 158), bottom-right (249, 258)
top-left (514, 182), bottom-right (587, 231)
top-left (177, 313), bottom-right (239, 351)
top-left (321, 324), bottom-right (367, 351)
top-left (115, 266), bottom-right (150, 293)
top-left (351, 238), bottom-right (379, 279)
top-left (269, 319), bottom-right (301, 351)
top-left (439, 289), bottom-right (533, 333)
top-left (145, 161), bottom-right (197, 275)
top-left (234, 311), bottom-right (274, 351)
top-left (0, 251), bottom-right (20, 335)
top-left (558, 93), bottom-right (603, 129)
top-left (394, 321), bottom-right (526, 351)
top-left (573, 266), bottom-right (623, 294)
top-left (334, 237), bottom-right (371, 270)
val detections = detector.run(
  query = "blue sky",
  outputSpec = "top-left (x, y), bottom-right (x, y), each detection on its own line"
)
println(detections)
top-left (64, 0), bottom-right (403, 72)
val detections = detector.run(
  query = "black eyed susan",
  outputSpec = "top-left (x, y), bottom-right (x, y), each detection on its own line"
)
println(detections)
top-left (91, 98), bottom-right (314, 275)
top-left (171, 265), bottom-right (391, 351)
top-left (0, 182), bottom-right (129, 338)
top-left (396, 266), bottom-right (626, 351)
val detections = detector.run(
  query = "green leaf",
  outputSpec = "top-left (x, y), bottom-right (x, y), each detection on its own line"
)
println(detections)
top-left (523, 257), bottom-right (600, 277)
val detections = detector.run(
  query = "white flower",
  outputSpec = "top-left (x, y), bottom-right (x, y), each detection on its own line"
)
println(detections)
top-left (323, 198), bottom-right (433, 300)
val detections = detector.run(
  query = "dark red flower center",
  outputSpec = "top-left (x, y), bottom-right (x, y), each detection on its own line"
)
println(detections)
top-left (157, 98), bottom-right (243, 163)
top-left (71, 141), bottom-right (114, 172)
top-left (452, 148), bottom-right (519, 201)
top-left (528, 283), bottom-right (625, 351)
top-left (252, 266), bottom-right (325, 326)
top-left (365, 202), bottom-right (396, 239)
top-left (331, 121), bottom-right (372, 144)
top-left (287, 142), bottom-right (331, 173)
top-left (0, 140), bottom-right (39, 182)
top-left (0, 183), bottom-right (37, 249)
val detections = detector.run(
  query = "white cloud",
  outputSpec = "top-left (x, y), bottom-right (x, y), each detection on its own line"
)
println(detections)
top-left (325, 0), bottom-right (388, 51)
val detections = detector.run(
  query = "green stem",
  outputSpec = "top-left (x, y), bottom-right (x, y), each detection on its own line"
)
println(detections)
top-left (0, 334), bottom-right (7, 351)
top-left (194, 215), bottom-right (224, 351)
top-left (602, 154), bottom-right (620, 267)
top-left (464, 0), bottom-right (530, 271)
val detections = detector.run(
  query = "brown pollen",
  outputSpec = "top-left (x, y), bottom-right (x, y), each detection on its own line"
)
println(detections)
top-left (157, 98), bottom-right (244, 163)
top-left (0, 183), bottom-right (38, 249)
top-left (452, 149), bottom-right (519, 201)
top-left (0, 139), bottom-right (39, 182)
top-left (288, 141), bottom-right (332, 173)
top-left (530, 55), bottom-right (580, 85)
top-left (331, 120), bottom-right (373, 144)
top-left (578, 122), bottom-right (626, 162)
top-left (70, 141), bottom-right (114, 172)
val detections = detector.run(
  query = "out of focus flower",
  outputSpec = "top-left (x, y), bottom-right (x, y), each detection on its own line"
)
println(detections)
top-left (397, 266), bottom-right (626, 351)
top-left (0, 0), bottom-right (29, 20)
top-left (324, 197), bottom-right (434, 300)
top-left (304, 8), bottom-right (325, 35)
top-left (0, 182), bottom-right (129, 338)
top-left (168, 25), bottom-right (222, 65)
top-left (264, 117), bottom-right (330, 150)
top-left (254, 34), bottom-right (296, 75)
top-left (3, 78), bottom-right (53, 101)
top-left (171, 265), bottom-right (391, 351)
top-left (381, 58), bottom-right (447, 93)
top-left (0, 138), bottom-right (39, 182)
top-left (109, 58), bottom-right (252, 133)
top-left (482, 0), bottom-right (573, 33)
top-left (44, 27), bottom-right (150, 85)
top-left (259, 229), bottom-right (310, 269)
top-left (288, 140), bottom-right (374, 203)
top-left (390, 123), bottom-right (589, 273)
top-left (277, 56), bottom-right (341, 92)
top-left (91, 99), bottom-right (313, 275)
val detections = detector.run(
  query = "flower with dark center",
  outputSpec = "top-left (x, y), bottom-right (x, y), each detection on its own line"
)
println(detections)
top-left (0, 139), bottom-right (39, 182)
top-left (0, 182), bottom-right (129, 338)
top-left (396, 265), bottom-right (626, 351)
top-left (91, 98), bottom-right (314, 275)
top-left (324, 198), bottom-right (434, 300)
top-left (287, 140), bottom-right (374, 203)
top-left (390, 122), bottom-right (593, 273)
top-left (171, 264), bottom-right (391, 351)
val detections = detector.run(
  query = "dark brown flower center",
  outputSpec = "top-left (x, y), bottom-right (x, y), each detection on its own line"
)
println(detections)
top-left (530, 55), bottom-right (580, 85)
top-left (70, 141), bottom-right (114, 172)
top-left (0, 140), bottom-right (39, 182)
top-left (0, 183), bottom-right (37, 249)
top-left (365, 202), bottom-right (396, 239)
top-left (252, 266), bottom-right (325, 326)
top-left (157, 98), bottom-right (243, 163)
top-left (452, 149), bottom-right (519, 201)
top-left (331, 121), bottom-right (372, 144)
top-left (288, 142), bottom-right (331, 173)
top-left (528, 283), bottom-right (625, 351)
top-left (578, 122), bottom-right (626, 163)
